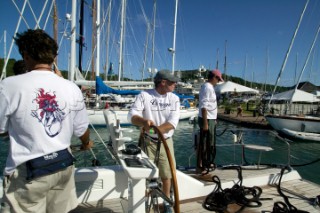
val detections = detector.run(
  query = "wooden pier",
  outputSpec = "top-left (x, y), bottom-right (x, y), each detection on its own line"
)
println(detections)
top-left (217, 108), bottom-right (272, 129)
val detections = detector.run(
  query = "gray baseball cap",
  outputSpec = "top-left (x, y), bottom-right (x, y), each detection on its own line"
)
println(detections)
top-left (154, 70), bottom-right (180, 83)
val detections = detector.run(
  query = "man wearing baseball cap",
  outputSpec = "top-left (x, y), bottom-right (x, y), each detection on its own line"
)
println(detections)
top-left (197, 69), bottom-right (223, 175)
top-left (128, 70), bottom-right (180, 212)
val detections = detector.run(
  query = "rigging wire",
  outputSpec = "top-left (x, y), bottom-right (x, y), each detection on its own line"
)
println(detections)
top-left (89, 123), bottom-right (118, 162)
top-left (42, 0), bottom-right (54, 30)
top-left (268, 0), bottom-right (309, 109)
top-left (11, 0), bottom-right (30, 28)
top-left (293, 23), bottom-right (320, 95)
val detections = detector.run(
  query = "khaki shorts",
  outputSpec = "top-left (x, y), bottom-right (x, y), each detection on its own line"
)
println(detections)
top-left (145, 137), bottom-right (176, 179)
top-left (1, 164), bottom-right (78, 213)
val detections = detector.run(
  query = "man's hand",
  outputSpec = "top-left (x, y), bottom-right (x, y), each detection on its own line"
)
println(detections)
top-left (143, 119), bottom-right (155, 132)
top-left (81, 140), bottom-right (94, 150)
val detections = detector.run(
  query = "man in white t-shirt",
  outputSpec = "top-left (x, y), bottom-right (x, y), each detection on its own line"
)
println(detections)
top-left (197, 69), bottom-right (223, 175)
top-left (128, 70), bottom-right (180, 213)
top-left (0, 29), bottom-right (93, 213)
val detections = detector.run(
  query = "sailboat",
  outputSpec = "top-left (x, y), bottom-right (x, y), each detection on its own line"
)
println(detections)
top-left (264, 0), bottom-right (320, 141)
top-left (73, 0), bottom-right (198, 126)
top-left (2, 2), bottom-right (320, 213)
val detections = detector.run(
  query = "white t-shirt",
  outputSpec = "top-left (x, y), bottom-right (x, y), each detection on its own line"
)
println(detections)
top-left (127, 89), bottom-right (180, 138)
top-left (0, 71), bottom-right (89, 175)
top-left (198, 82), bottom-right (218, 119)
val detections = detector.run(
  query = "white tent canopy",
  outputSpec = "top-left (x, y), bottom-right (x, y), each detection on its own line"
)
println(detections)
top-left (215, 81), bottom-right (259, 94)
top-left (264, 89), bottom-right (320, 103)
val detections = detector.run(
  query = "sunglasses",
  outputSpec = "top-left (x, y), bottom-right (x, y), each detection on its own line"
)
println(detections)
top-left (215, 76), bottom-right (221, 82)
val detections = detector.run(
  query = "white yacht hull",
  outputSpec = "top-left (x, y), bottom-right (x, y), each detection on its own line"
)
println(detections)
top-left (281, 128), bottom-right (320, 142)
top-left (87, 108), bottom-right (199, 126)
top-left (265, 114), bottom-right (320, 134)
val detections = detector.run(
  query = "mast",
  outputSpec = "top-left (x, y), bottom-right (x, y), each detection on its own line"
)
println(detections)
top-left (53, 0), bottom-right (58, 67)
top-left (96, 0), bottom-right (101, 78)
top-left (69, 0), bottom-right (77, 81)
top-left (151, 0), bottom-right (157, 79)
top-left (118, 0), bottom-right (126, 82)
top-left (91, 0), bottom-right (96, 81)
top-left (243, 54), bottom-right (247, 86)
top-left (2, 31), bottom-right (6, 79)
top-left (78, 0), bottom-right (85, 73)
top-left (294, 53), bottom-right (298, 85)
top-left (142, 24), bottom-right (149, 81)
top-left (223, 40), bottom-right (227, 81)
top-left (170, 0), bottom-right (178, 74)
top-left (215, 48), bottom-right (219, 69)
top-left (251, 57), bottom-right (254, 88)
top-left (263, 46), bottom-right (269, 92)
top-left (105, 0), bottom-right (112, 80)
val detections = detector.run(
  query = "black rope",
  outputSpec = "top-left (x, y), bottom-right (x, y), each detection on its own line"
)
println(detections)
top-left (272, 166), bottom-right (310, 213)
top-left (290, 157), bottom-right (320, 167)
top-left (215, 127), bottom-right (228, 137)
top-left (203, 166), bottom-right (263, 212)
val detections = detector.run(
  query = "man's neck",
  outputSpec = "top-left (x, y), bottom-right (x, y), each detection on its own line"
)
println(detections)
top-left (31, 64), bottom-right (52, 71)
top-left (155, 87), bottom-right (166, 95)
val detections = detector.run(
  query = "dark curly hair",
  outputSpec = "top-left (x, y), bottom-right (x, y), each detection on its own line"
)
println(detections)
top-left (13, 60), bottom-right (27, 75)
top-left (14, 29), bottom-right (58, 64)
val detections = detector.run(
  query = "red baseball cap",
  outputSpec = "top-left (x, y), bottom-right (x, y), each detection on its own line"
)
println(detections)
top-left (211, 69), bottom-right (224, 82)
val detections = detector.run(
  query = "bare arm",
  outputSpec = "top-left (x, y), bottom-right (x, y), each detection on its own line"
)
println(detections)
top-left (131, 115), bottom-right (154, 132)
top-left (79, 128), bottom-right (93, 150)
top-left (158, 122), bottom-right (175, 134)
top-left (201, 108), bottom-right (209, 131)
top-left (131, 115), bottom-right (174, 134)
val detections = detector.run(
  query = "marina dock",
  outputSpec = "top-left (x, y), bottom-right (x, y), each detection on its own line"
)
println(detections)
top-left (217, 108), bottom-right (272, 129)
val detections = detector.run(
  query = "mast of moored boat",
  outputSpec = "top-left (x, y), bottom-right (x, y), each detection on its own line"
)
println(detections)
top-left (267, 0), bottom-right (309, 109)
top-left (69, 0), bottom-right (77, 81)
top-left (170, 0), bottom-right (178, 75)
top-left (151, 0), bottom-right (157, 80)
top-left (1, 30), bottom-right (6, 79)
top-left (224, 40), bottom-right (227, 81)
top-left (105, 0), bottom-right (112, 80)
top-left (96, 0), bottom-right (101, 80)
top-left (53, 0), bottom-right (58, 68)
top-left (78, 0), bottom-right (85, 74)
top-left (91, 0), bottom-right (96, 81)
top-left (118, 0), bottom-right (126, 82)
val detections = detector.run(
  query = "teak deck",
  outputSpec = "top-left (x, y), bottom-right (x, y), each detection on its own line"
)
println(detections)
top-left (71, 168), bottom-right (320, 213)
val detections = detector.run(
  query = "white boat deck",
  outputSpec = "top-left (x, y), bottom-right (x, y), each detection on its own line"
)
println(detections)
top-left (71, 167), bottom-right (320, 213)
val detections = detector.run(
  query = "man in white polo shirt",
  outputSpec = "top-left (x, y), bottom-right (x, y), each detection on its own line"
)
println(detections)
top-left (0, 29), bottom-right (93, 213)
top-left (128, 70), bottom-right (180, 213)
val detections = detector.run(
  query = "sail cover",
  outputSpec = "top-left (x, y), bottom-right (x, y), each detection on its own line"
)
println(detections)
top-left (95, 77), bottom-right (141, 95)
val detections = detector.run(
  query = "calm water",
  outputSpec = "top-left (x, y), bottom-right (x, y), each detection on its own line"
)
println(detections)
top-left (1, 120), bottom-right (320, 185)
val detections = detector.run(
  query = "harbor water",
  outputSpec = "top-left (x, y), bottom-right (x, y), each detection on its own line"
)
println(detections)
top-left (1, 120), bottom-right (320, 185)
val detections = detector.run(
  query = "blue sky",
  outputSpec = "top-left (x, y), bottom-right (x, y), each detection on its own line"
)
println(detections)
top-left (1, 0), bottom-right (320, 87)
